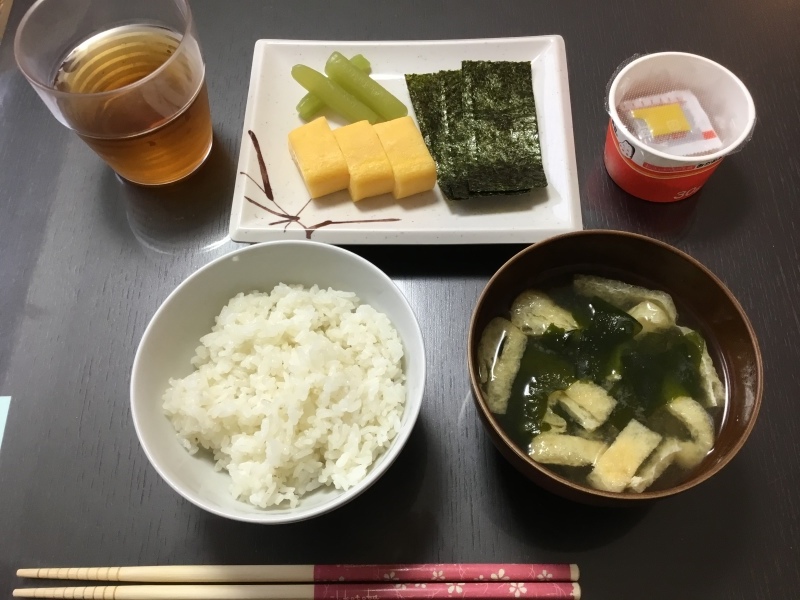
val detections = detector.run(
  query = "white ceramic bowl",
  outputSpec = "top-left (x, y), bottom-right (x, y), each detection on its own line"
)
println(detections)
top-left (131, 241), bottom-right (426, 523)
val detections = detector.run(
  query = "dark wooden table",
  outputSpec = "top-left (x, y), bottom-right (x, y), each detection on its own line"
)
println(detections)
top-left (2, 1), bottom-right (799, 598)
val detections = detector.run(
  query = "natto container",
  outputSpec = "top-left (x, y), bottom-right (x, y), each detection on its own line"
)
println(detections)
top-left (604, 52), bottom-right (755, 203)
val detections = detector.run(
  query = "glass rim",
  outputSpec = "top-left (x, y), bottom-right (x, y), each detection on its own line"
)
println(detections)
top-left (13, 0), bottom-right (198, 100)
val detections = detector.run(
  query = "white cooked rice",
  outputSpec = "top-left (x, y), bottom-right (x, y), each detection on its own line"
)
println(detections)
top-left (162, 283), bottom-right (406, 508)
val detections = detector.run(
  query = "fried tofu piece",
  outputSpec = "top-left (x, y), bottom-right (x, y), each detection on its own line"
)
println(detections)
top-left (628, 438), bottom-right (683, 493)
top-left (674, 441), bottom-right (709, 470)
top-left (510, 290), bottom-right (578, 335)
top-left (550, 381), bottom-right (617, 432)
top-left (529, 433), bottom-right (607, 467)
top-left (678, 326), bottom-right (725, 408)
top-left (574, 275), bottom-right (678, 325)
top-left (699, 347), bottom-right (725, 408)
top-left (477, 317), bottom-right (527, 414)
top-left (587, 420), bottom-right (662, 492)
top-left (542, 407), bottom-right (567, 434)
top-left (628, 300), bottom-right (673, 334)
top-left (667, 396), bottom-right (715, 468)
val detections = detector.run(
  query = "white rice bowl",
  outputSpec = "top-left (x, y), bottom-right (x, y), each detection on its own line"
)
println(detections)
top-left (162, 283), bottom-right (406, 508)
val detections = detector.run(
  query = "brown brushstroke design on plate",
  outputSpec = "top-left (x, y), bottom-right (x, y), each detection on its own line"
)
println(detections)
top-left (241, 130), bottom-right (401, 240)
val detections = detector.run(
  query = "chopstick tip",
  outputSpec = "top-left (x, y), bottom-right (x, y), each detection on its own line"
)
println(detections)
top-left (13, 589), bottom-right (34, 597)
top-left (569, 564), bottom-right (580, 581)
top-left (17, 569), bottom-right (46, 579)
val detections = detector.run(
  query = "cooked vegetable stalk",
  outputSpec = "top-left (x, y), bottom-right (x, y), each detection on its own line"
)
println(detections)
top-left (325, 51), bottom-right (408, 121)
top-left (291, 64), bottom-right (381, 124)
top-left (297, 54), bottom-right (372, 121)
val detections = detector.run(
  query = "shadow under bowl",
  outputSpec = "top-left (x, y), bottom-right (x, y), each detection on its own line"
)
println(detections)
top-left (467, 230), bottom-right (763, 506)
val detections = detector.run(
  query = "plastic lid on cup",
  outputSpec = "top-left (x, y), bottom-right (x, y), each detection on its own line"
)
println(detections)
top-left (606, 52), bottom-right (756, 163)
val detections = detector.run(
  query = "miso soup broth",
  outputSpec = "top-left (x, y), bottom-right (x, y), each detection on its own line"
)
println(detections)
top-left (477, 274), bottom-right (727, 494)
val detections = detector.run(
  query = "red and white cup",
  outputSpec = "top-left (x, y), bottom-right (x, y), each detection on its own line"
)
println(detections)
top-left (604, 52), bottom-right (755, 203)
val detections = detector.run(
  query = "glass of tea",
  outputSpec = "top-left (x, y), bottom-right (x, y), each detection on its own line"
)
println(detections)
top-left (14, 0), bottom-right (213, 186)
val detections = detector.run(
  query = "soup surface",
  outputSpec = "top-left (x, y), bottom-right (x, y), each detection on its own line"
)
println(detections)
top-left (477, 275), bottom-right (725, 493)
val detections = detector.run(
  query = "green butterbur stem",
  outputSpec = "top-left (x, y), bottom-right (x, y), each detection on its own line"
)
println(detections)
top-left (348, 54), bottom-right (372, 73)
top-left (291, 64), bottom-right (381, 124)
top-left (296, 54), bottom-right (372, 121)
top-left (325, 51), bottom-right (408, 121)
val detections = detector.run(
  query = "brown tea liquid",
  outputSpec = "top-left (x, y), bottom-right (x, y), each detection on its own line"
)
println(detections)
top-left (54, 25), bottom-right (212, 185)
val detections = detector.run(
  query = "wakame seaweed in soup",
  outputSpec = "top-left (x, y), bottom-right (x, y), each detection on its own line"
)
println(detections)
top-left (477, 275), bottom-right (725, 494)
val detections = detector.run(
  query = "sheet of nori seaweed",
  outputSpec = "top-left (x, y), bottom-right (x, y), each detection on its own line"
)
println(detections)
top-left (438, 70), bottom-right (470, 199)
top-left (405, 60), bottom-right (546, 200)
top-left (404, 73), bottom-right (440, 149)
top-left (463, 60), bottom-right (537, 115)
top-left (462, 60), bottom-right (547, 192)
top-left (405, 71), bottom-right (470, 200)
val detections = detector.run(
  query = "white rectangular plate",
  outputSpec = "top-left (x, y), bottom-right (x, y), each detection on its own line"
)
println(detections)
top-left (230, 36), bottom-right (582, 244)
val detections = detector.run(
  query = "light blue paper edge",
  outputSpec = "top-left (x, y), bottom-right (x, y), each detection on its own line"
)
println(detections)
top-left (0, 396), bottom-right (10, 451)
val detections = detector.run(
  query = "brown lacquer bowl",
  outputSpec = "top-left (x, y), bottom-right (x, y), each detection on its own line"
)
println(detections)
top-left (468, 230), bottom-right (763, 506)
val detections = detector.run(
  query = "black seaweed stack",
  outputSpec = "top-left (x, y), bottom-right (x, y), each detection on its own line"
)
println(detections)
top-left (405, 60), bottom-right (546, 201)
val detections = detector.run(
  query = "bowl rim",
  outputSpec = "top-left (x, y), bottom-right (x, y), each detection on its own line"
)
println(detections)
top-left (131, 239), bottom-right (426, 523)
top-left (467, 229), bottom-right (764, 501)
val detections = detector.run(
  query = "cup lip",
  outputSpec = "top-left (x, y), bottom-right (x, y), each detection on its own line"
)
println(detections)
top-left (467, 229), bottom-right (764, 502)
top-left (607, 51), bottom-right (756, 164)
top-left (130, 239), bottom-right (426, 523)
top-left (14, 0), bottom-right (198, 99)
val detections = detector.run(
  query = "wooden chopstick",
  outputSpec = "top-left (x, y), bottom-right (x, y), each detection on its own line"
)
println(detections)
top-left (16, 564), bottom-right (580, 583)
top-left (12, 582), bottom-right (582, 600)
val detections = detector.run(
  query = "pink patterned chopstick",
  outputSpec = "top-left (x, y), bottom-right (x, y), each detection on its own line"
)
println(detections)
top-left (11, 582), bottom-right (582, 600)
top-left (17, 564), bottom-right (580, 584)
top-left (314, 582), bottom-right (581, 600)
top-left (314, 565), bottom-right (578, 584)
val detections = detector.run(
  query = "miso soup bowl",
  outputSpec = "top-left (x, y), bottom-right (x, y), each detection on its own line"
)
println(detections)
top-left (467, 230), bottom-right (763, 506)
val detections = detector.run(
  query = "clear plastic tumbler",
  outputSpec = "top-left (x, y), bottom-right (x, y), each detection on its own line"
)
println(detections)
top-left (14, 0), bottom-right (213, 185)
